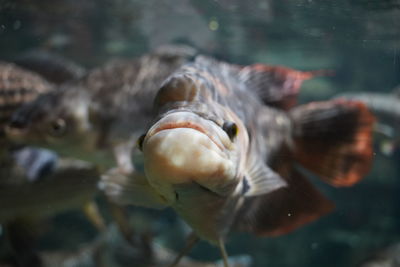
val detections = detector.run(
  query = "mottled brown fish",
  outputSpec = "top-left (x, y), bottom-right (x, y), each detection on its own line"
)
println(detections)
top-left (0, 61), bottom-right (55, 184)
top-left (6, 45), bottom-right (197, 169)
top-left (0, 61), bottom-right (103, 267)
top-left (102, 56), bottom-right (374, 265)
top-left (0, 62), bottom-right (54, 138)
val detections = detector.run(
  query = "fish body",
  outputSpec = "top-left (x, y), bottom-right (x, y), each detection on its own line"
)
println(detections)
top-left (135, 56), bottom-right (375, 243)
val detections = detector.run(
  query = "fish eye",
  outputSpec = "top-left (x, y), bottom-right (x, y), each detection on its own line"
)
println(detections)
top-left (222, 121), bottom-right (238, 141)
top-left (48, 118), bottom-right (67, 137)
top-left (137, 134), bottom-right (146, 151)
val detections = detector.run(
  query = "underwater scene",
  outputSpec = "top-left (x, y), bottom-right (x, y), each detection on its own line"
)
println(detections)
top-left (0, 1), bottom-right (400, 266)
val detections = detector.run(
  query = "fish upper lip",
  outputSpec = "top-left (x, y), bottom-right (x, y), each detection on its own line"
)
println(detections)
top-left (147, 121), bottom-right (225, 151)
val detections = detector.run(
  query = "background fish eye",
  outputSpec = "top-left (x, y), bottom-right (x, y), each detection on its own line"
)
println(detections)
top-left (48, 118), bottom-right (67, 137)
top-left (222, 121), bottom-right (238, 141)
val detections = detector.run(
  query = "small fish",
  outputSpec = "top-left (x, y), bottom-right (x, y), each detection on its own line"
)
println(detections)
top-left (107, 56), bottom-right (374, 264)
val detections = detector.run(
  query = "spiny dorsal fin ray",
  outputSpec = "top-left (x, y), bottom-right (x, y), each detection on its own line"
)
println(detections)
top-left (239, 64), bottom-right (332, 110)
top-left (235, 167), bottom-right (334, 236)
top-left (242, 157), bottom-right (287, 197)
top-left (290, 99), bottom-right (375, 187)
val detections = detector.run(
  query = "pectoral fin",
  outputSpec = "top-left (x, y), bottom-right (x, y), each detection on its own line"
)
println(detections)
top-left (242, 159), bottom-right (287, 197)
top-left (99, 167), bottom-right (167, 209)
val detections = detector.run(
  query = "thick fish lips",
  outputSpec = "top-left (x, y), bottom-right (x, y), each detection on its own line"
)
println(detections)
top-left (142, 112), bottom-right (236, 204)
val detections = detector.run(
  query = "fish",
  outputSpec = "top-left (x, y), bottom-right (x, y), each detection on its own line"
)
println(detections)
top-left (5, 45), bottom-right (197, 170)
top-left (0, 61), bottom-right (57, 184)
top-left (0, 60), bottom-right (104, 267)
top-left (102, 55), bottom-right (375, 265)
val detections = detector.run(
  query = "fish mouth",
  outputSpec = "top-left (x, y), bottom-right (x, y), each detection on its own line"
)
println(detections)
top-left (149, 122), bottom-right (224, 152)
top-left (144, 111), bottom-right (231, 152)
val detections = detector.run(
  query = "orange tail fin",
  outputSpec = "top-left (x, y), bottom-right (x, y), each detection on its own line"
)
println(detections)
top-left (290, 99), bottom-right (375, 187)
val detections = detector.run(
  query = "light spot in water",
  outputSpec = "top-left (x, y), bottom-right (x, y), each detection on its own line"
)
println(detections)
top-left (288, 213), bottom-right (292, 217)
top-left (13, 20), bottom-right (21, 30)
top-left (209, 17), bottom-right (219, 31)
top-left (311, 242), bottom-right (319, 250)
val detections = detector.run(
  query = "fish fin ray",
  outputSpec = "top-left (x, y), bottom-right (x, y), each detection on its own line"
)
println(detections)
top-left (243, 159), bottom-right (287, 197)
top-left (239, 64), bottom-right (328, 110)
top-left (290, 99), bottom-right (375, 186)
top-left (99, 167), bottom-right (166, 209)
top-left (236, 168), bottom-right (334, 236)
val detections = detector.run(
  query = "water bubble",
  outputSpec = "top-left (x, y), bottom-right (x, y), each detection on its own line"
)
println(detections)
top-left (13, 20), bottom-right (21, 30)
top-left (311, 242), bottom-right (319, 250)
top-left (209, 17), bottom-right (219, 31)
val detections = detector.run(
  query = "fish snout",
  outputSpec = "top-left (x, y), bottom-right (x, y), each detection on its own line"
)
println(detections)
top-left (142, 127), bottom-right (235, 201)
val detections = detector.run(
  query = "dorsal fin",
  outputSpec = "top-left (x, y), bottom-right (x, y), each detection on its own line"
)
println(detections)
top-left (235, 167), bottom-right (334, 236)
top-left (239, 64), bottom-right (332, 110)
top-left (14, 50), bottom-right (86, 84)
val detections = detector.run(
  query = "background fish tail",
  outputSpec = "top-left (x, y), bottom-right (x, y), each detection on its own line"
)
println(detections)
top-left (290, 99), bottom-right (375, 186)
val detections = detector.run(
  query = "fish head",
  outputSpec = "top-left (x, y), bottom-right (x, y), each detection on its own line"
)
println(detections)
top-left (5, 87), bottom-right (96, 154)
top-left (140, 74), bottom-right (250, 206)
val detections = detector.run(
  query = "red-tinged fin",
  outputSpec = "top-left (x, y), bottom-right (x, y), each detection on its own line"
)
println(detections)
top-left (240, 64), bottom-right (333, 110)
top-left (290, 99), bottom-right (375, 187)
top-left (235, 168), bottom-right (334, 236)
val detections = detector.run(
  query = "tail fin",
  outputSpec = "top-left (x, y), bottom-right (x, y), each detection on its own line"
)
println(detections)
top-left (290, 99), bottom-right (375, 187)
